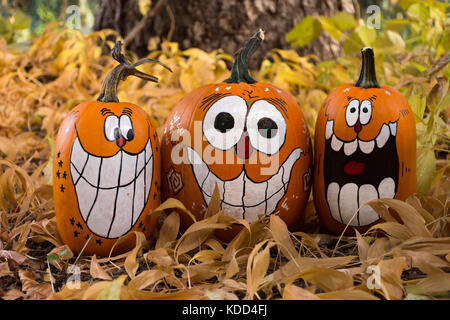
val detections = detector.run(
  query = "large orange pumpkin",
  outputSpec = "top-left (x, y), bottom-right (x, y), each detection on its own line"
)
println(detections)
top-left (53, 42), bottom-right (171, 256)
top-left (161, 30), bottom-right (313, 241)
top-left (313, 47), bottom-right (416, 235)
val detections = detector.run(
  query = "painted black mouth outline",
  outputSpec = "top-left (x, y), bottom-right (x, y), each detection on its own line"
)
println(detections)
top-left (186, 146), bottom-right (302, 221)
top-left (324, 123), bottom-right (399, 226)
top-left (69, 135), bottom-right (153, 239)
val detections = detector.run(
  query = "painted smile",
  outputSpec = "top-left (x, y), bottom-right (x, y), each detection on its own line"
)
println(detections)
top-left (186, 146), bottom-right (302, 222)
top-left (324, 120), bottom-right (399, 226)
top-left (70, 137), bottom-right (153, 238)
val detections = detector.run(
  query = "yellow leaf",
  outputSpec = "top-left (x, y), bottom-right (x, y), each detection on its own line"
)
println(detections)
top-left (90, 254), bottom-right (112, 281)
top-left (269, 215), bottom-right (298, 259)
top-left (246, 240), bottom-right (273, 299)
top-left (155, 211), bottom-right (180, 249)
top-left (283, 284), bottom-right (319, 300)
top-left (127, 269), bottom-right (167, 291)
top-left (124, 232), bottom-right (147, 279)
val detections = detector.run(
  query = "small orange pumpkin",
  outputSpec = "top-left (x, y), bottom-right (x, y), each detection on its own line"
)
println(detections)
top-left (161, 30), bottom-right (313, 241)
top-left (53, 42), bottom-right (171, 256)
top-left (313, 47), bottom-right (416, 235)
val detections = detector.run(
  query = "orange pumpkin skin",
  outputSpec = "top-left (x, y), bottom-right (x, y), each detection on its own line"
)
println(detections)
top-left (161, 82), bottom-right (313, 241)
top-left (54, 101), bottom-right (160, 256)
top-left (313, 49), bottom-right (416, 235)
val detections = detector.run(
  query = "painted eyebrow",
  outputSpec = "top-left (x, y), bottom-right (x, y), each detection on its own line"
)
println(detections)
top-left (200, 92), bottom-right (231, 111)
top-left (263, 97), bottom-right (288, 119)
top-left (122, 107), bottom-right (133, 116)
top-left (101, 108), bottom-right (114, 116)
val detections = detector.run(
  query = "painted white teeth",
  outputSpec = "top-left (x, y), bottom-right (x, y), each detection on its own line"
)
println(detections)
top-left (376, 124), bottom-right (390, 148)
top-left (331, 135), bottom-right (343, 152)
top-left (389, 122), bottom-right (397, 136)
top-left (121, 152), bottom-right (137, 186)
top-left (359, 140), bottom-right (375, 154)
top-left (339, 183), bottom-right (359, 226)
top-left (100, 154), bottom-right (121, 188)
top-left (243, 176), bottom-right (267, 207)
top-left (344, 140), bottom-right (358, 156)
top-left (327, 121), bottom-right (397, 153)
top-left (87, 188), bottom-right (116, 236)
top-left (70, 138), bottom-right (153, 238)
top-left (326, 183), bottom-right (341, 223)
top-left (358, 184), bottom-right (380, 226)
top-left (186, 147), bottom-right (302, 222)
top-left (71, 138), bottom-right (87, 171)
top-left (110, 184), bottom-right (136, 238)
top-left (326, 179), bottom-right (394, 226)
top-left (145, 140), bottom-right (152, 162)
top-left (378, 177), bottom-right (395, 199)
top-left (81, 155), bottom-right (101, 186)
top-left (325, 120), bottom-right (334, 140)
top-left (188, 147), bottom-right (209, 184)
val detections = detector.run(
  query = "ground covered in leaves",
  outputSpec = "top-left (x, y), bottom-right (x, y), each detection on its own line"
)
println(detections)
top-left (0, 21), bottom-right (449, 300)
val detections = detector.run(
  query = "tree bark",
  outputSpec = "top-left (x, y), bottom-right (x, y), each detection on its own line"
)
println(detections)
top-left (94, 0), bottom-right (354, 67)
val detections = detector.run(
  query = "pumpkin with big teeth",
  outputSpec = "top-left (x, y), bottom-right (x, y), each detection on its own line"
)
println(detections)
top-left (161, 30), bottom-right (313, 241)
top-left (53, 42), bottom-right (171, 256)
top-left (313, 47), bottom-right (416, 235)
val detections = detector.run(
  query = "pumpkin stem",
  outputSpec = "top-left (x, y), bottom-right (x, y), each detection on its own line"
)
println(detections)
top-left (224, 29), bottom-right (264, 84)
top-left (355, 47), bottom-right (380, 89)
top-left (97, 41), bottom-right (172, 103)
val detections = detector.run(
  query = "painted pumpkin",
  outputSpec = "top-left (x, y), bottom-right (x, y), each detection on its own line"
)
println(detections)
top-left (313, 47), bottom-right (416, 235)
top-left (53, 42), bottom-right (171, 256)
top-left (161, 30), bottom-right (313, 241)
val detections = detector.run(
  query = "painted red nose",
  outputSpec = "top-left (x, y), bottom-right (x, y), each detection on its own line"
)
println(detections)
top-left (354, 121), bottom-right (362, 133)
top-left (236, 133), bottom-right (253, 159)
top-left (116, 135), bottom-right (126, 148)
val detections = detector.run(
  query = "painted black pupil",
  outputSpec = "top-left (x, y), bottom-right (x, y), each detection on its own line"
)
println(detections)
top-left (114, 127), bottom-right (120, 140)
top-left (214, 112), bottom-right (234, 133)
top-left (362, 107), bottom-right (368, 113)
top-left (258, 118), bottom-right (278, 139)
top-left (127, 129), bottom-right (134, 141)
top-left (350, 107), bottom-right (356, 113)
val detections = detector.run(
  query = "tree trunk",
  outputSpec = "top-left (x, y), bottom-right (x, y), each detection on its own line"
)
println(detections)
top-left (94, 0), bottom-right (354, 67)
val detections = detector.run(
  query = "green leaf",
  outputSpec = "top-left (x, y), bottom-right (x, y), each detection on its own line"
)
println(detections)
top-left (287, 16), bottom-right (322, 48)
top-left (357, 25), bottom-right (377, 46)
top-left (417, 149), bottom-right (436, 194)
top-left (399, 0), bottom-right (417, 10)
top-left (407, 3), bottom-right (429, 24)
top-left (47, 254), bottom-right (59, 262)
top-left (330, 12), bottom-right (356, 30)
top-left (386, 30), bottom-right (405, 51)
top-left (409, 93), bottom-right (427, 122)
top-left (319, 17), bottom-right (341, 41)
top-left (385, 19), bottom-right (410, 31)
top-left (342, 32), bottom-right (363, 55)
top-left (12, 10), bottom-right (31, 30)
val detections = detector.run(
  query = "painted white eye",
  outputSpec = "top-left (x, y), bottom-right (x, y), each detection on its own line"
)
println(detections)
top-left (120, 115), bottom-right (134, 141)
top-left (359, 100), bottom-right (372, 125)
top-left (203, 96), bottom-right (247, 150)
top-left (246, 100), bottom-right (287, 155)
top-left (345, 99), bottom-right (360, 127)
top-left (104, 115), bottom-right (120, 141)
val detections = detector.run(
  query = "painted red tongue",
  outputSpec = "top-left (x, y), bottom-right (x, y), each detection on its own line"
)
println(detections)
top-left (236, 134), bottom-right (253, 159)
top-left (344, 161), bottom-right (365, 175)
